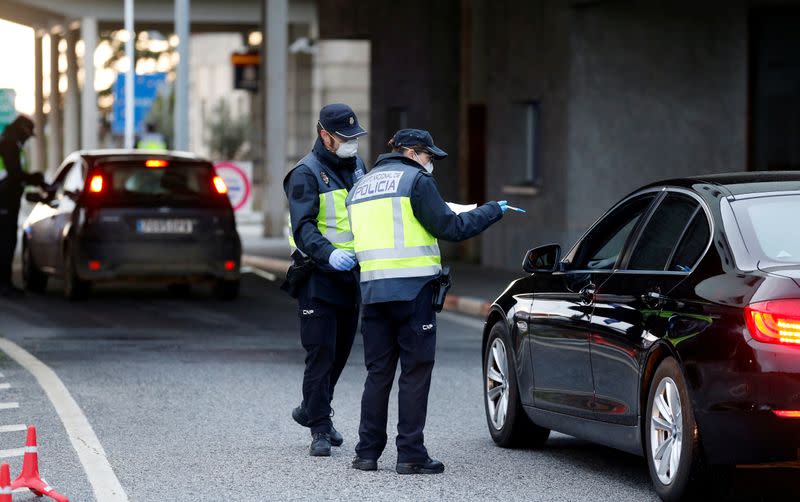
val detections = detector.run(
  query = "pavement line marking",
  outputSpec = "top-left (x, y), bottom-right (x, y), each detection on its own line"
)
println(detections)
top-left (0, 424), bottom-right (27, 433)
top-left (0, 337), bottom-right (129, 502)
top-left (241, 265), bottom-right (278, 282)
top-left (0, 383), bottom-right (10, 390)
top-left (0, 447), bottom-right (24, 458)
top-left (437, 310), bottom-right (486, 331)
top-left (0, 403), bottom-right (19, 410)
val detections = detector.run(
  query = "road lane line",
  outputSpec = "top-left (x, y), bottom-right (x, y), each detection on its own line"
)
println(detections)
top-left (437, 310), bottom-right (486, 331)
top-left (0, 383), bottom-right (10, 390)
top-left (0, 403), bottom-right (19, 410)
top-left (0, 337), bottom-right (129, 502)
top-left (241, 265), bottom-right (278, 282)
top-left (0, 424), bottom-right (27, 433)
top-left (0, 448), bottom-right (24, 458)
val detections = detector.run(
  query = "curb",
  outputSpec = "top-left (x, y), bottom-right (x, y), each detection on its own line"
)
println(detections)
top-left (242, 254), bottom-right (492, 319)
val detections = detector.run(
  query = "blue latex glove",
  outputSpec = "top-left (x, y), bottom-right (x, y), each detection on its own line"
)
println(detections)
top-left (329, 249), bottom-right (356, 271)
top-left (497, 200), bottom-right (510, 214)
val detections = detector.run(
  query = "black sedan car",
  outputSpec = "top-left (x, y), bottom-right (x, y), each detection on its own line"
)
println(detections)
top-left (22, 150), bottom-right (241, 300)
top-left (482, 172), bottom-right (800, 501)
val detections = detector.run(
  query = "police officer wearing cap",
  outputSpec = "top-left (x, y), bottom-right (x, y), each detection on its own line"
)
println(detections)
top-left (346, 128), bottom-right (511, 474)
top-left (282, 103), bottom-right (368, 457)
top-left (0, 115), bottom-right (44, 298)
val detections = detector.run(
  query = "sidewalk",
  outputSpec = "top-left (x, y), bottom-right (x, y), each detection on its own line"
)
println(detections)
top-left (238, 222), bottom-right (521, 318)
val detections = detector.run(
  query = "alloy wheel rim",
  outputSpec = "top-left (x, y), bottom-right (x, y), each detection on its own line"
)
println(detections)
top-left (650, 377), bottom-right (683, 485)
top-left (486, 338), bottom-right (510, 430)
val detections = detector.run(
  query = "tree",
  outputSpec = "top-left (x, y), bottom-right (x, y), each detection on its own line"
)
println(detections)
top-left (204, 98), bottom-right (248, 160)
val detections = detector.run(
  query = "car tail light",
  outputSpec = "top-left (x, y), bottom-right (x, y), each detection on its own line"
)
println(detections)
top-left (213, 176), bottom-right (228, 195)
top-left (773, 410), bottom-right (800, 418)
top-left (88, 175), bottom-right (104, 193)
top-left (224, 260), bottom-right (236, 271)
top-left (146, 159), bottom-right (168, 168)
top-left (744, 299), bottom-right (800, 346)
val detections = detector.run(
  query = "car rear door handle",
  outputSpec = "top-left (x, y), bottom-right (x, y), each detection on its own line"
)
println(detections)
top-left (579, 284), bottom-right (596, 304)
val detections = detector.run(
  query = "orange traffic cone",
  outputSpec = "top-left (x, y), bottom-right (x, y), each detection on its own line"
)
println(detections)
top-left (0, 463), bottom-right (11, 502)
top-left (12, 426), bottom-right (69, 502)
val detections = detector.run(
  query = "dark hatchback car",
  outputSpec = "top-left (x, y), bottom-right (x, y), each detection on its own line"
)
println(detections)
top-left (22, 150), bottom-right (241, 300)
top-left (482, 172), bottom-right (800, 501)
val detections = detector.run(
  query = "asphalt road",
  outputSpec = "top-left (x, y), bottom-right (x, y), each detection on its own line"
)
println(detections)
top-left (0, 273), bottom-right (796, 501)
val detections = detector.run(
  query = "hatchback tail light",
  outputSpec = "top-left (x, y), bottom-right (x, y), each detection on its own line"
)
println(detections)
top-left (88, 174), bottom-right (104, 194)
top-left (773, 410), bottom-right (800, 418)
top-left (213, 176), bottom-right (228, 195)
top-left (744, 299), bottom-right (800, 346)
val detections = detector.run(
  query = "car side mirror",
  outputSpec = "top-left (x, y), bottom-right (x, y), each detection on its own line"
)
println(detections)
top-left (522, 244), bottom-right (561, 274)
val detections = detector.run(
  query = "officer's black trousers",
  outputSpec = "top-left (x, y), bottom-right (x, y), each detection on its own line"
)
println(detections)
top-left (355, 284), bottom-right (437, 463)
top-left (0, 205), bottom-right (19, 287)
top-left (298, 288), bottom-right (359, 435)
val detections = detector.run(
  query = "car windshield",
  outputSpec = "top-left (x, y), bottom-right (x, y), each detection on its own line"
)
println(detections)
top-left (98, 160), bottom-right (215, 200)
top-left (730, 194), bottom-right (800, 264)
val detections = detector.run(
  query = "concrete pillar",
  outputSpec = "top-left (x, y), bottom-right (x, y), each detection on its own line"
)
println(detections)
top-left (81, 17), bottom-right (98, 150)
top-left (263, 0), bottom-right (288, 236)
top-left (33, 30), bottom-right (46, 173)
top-left (124, 0), bottom-right (135, 149)
top-left (64, 27), bottom-right (81, 154)
top-left (48, 30), bottom-right (63, 171)
top-left (174, 0), bottom-right (190, 151)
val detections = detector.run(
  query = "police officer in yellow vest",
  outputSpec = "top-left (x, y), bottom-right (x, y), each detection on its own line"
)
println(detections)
top-left (0, 115), bottom-right (44, 298)
top-left (347, 129), bottom-right (510, 474)
top-left (282, 104), bottom-right (367, 456)
top-left (136, 123), bottom-right (168, 150)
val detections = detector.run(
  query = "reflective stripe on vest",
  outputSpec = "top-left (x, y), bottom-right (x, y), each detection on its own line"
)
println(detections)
top-left (347, 168), bottom-right (441, 283)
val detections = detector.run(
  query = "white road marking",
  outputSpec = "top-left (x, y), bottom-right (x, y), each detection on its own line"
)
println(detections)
top-left (0, 447), bottom-right (24, 458)
top-left (241, 265), bottom-right (278, 282)
top-left (0, 424), bottom-right (27, 433)
top-left (437, 310), bottom-right (486, 331)
top-left (0, 383), bottom-right (11, 390)
top-left (0, 403), bottom-right (19, 410)
top-left (0, 338), bottom-right (129, 502)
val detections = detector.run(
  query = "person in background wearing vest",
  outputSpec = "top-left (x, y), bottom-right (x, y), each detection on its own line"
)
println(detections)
top-left (282, 104), bottom-right (368, 457)
top-left (0, 115), bottom-right (44, 298)
top-left (136, 122), bottom-right (168, 150)
top-left (346, 129), bottom-right (511, 474)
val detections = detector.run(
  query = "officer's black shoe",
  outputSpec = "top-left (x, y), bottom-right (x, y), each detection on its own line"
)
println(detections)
top-left (309, 432), bottom-right (331, 457)
top-left (0, 285), bottom-right (24, 299)
top-left (396, 457), bottom-right (445, 475)
top-left (352, 456), bottom-right (378, 471)
top-left (292, 405), bottom-right (310, 427)
top-left (329, 424), bottom-right (343, 447)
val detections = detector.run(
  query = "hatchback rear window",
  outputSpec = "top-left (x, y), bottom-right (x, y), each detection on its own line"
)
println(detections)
top-left (95, 160), bottom-right (217, 200)
top-left (730, 194), bottom-right (800, 264)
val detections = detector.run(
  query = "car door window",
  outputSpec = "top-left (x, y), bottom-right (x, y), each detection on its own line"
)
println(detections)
top-left (627, 193), bottom-right (700, 271)
top-left (61, 161), bottom-right (84, 194)
top-left (668, 211), bottom-right (711, 272)
top-left (571, 194), bottom-right (656, 270)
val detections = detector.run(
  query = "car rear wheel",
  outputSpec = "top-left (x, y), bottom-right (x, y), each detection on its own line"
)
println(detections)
top-left (213, 279), bottom-right (240, 301)
top-left (63, 244), bottom-right (91, 302)
top-left (484, 321), bottom-right (549, 448)
top-left (645, 357), bottom-right (714, 501)
top-left (22, 241), bottom-right (48, 293)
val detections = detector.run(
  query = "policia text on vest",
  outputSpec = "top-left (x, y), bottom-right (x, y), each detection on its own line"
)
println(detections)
top-left (346, 127), bottom-right (510, 474)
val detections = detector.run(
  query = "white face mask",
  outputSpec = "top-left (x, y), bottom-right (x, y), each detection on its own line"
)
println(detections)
top-left (335, 139), bottom-right (358, 158)
top-left (410, 149), bottom-right (434, 174)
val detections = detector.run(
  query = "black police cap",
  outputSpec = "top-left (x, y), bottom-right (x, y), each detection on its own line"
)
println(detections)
top-left (319, 103), bottom-right (366, 139)
top-left (391, 128), bottom-right (447, 160)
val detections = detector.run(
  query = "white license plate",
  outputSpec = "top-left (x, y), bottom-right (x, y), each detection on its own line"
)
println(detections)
top-left (136, 219), bottom-right (194, 234)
